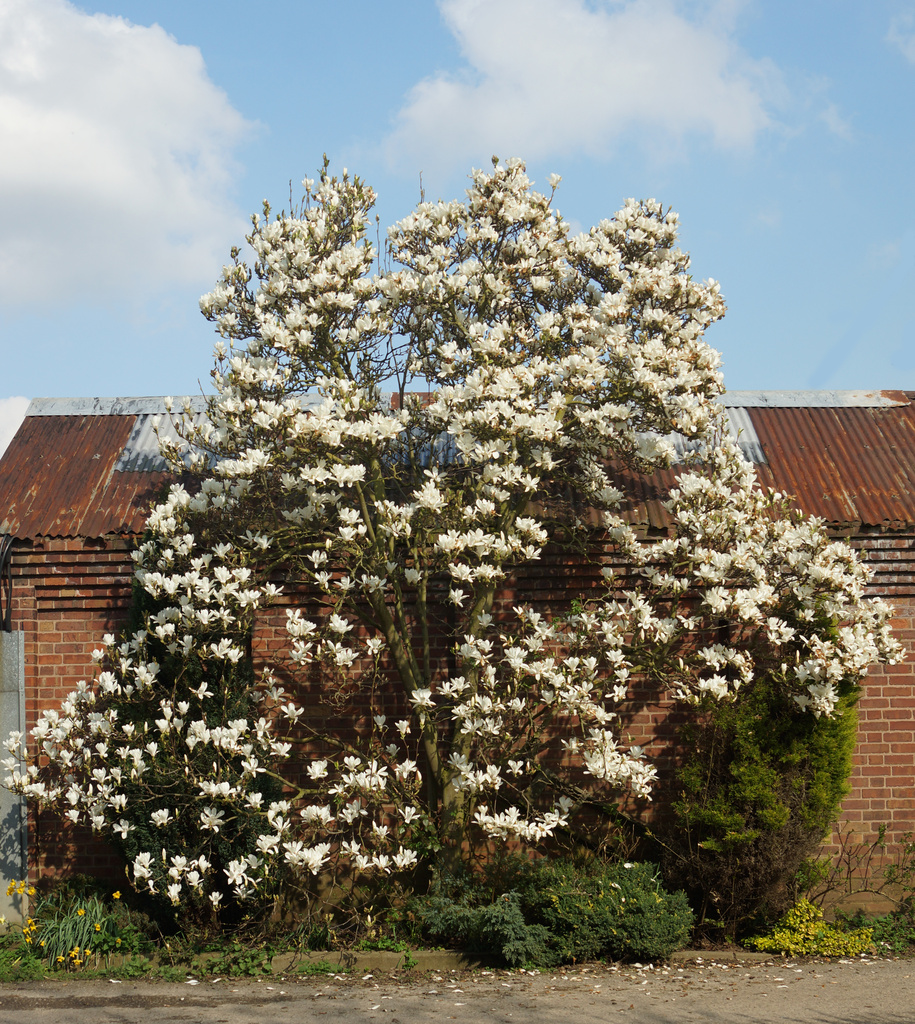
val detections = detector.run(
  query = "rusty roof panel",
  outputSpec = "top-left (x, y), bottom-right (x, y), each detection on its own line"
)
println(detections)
top-left (0, 414), bottom-right (168, 538)
top-left (750, 404), bottom-right (915, 527)
top-left (599, 398), bottom-right (915, 532)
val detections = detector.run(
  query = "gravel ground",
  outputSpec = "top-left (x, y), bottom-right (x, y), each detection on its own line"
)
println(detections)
top-left (0, 954), bottom-right (913, 1024)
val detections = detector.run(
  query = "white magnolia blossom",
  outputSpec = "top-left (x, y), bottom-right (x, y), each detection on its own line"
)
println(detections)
top-left (3, 159), bottom-right (901, 907)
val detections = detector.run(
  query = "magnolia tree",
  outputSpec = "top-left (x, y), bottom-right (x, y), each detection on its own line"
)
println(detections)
top-left (4, 160), bottom-right (901, 915)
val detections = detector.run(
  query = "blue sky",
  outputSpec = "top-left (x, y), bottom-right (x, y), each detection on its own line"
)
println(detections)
top-left (2, 0), bottom-right (914, 451)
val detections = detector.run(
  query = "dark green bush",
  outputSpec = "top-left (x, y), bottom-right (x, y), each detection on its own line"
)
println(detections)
top-left (519, 860), bottom-right (693, 963)
top-left (657, 675), bottom-right (859, 937)
top-left (418, 888), bottom-right (552, 967)
top-left (416, 857), bottom-right (692, 965)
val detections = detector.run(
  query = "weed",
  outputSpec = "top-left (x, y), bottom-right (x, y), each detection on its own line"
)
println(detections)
top-left (0, 932), bottom-right (46, 982)
top-left (205, 940), bottom-right (275, 977)
top-left (837, 908), bottom-right (915, 956)
top-left (297, 959), bottom-right (341, 976)
top-left (152, 963), bottom-right (195, 982)
top-left (106, 956), bottom-right (155, 979)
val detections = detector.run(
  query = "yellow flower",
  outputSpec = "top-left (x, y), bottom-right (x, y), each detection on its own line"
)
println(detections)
top-left (112, 891), bottom-right (121, 900)
top-left (77, 908), bottom-right (86, 916)
top-left (94, 923), bottom-right (101, 931)
top-left (27, 887), bottom-right (35, 896)
top-left (57, 956), bottom-right (65, 964)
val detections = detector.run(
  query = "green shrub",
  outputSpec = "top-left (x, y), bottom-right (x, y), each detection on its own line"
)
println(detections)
top-left (744, 899), bottom-right (872, 956)
top-left (416, 857), bottom-right (692, 966)
top-left (519, 860), bottom-right (693, 963)
top-left (419, 889), bottom-right (553, 967)
top-left (658, 675), bottom-right (860, 937)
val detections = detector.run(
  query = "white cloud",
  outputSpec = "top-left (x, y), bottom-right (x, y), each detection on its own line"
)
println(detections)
top-left (384, 0), bottom-right (781, 171)
top-left (865, 238), bottom-right (902, 272)
top-left (754, 204), bottom-right (782, 230)
top-left (820, 102), bottom-right (853, 140)
top-left (0, 0), bottom-right (252, 306)
top-left (887, 11), bottom-right (915, 62)
top-left (0, 397), bottom-right (29, 459)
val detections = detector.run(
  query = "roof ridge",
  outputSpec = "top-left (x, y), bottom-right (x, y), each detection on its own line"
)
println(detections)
top-left (720, 390), bottom-right (910, 408)
top-left (26, 397), bottom-right (210, 417)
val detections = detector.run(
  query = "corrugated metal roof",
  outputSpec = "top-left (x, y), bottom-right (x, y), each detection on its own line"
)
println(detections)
top-left (0, 397), bottom-right (211, 537)
top-left (0, 411), bottom-right (170, 538)
top-left (2, 392), bottom-right (915, 539)
top-left (621, 394), bottom-right (915, 531)
top-left (750, 404), bottom-right (915, 528)
top-left (723, 407), bottom-right (766, 464)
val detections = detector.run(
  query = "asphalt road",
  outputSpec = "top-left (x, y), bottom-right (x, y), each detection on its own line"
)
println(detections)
top-left (0, 955), bottom-right (912, 1024)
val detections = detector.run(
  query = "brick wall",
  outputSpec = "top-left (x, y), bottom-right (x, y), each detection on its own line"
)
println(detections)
top-left (840, 601), bottom-right (915, 852)
top-left (823, 531), bottom-right (915, 909)
top-left (9, 536), bottom-right (135, 881)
